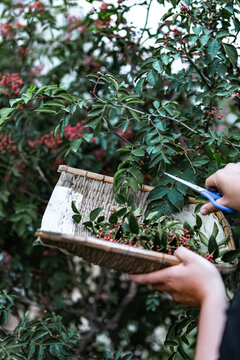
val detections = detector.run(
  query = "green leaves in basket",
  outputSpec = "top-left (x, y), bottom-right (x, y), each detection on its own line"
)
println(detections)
top-left (221, 249), bottom-right (240, 262)
top-left (71, 201), bottom-right (82, 224)
top-left (109, 212), bottom-right (118, 224)
top-left (72, 214), bottom-right (82, 224)
top-left (90, 207), bottom-right (103, 221)
top-left (128, 213), bottom-right (139, 234)
top-left (208, 223), bottom-right (219, 258)
top-left (199, 231), bottom-right (208, 247)
top-left (196, 215), bottom-right (202, 229)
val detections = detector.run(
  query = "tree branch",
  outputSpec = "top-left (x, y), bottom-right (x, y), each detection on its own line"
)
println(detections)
top-left (138, 0), bottom-right (153, 45)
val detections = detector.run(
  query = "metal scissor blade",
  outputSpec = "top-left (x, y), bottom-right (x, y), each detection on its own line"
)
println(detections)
top-left (163, 172), bottom-right (205, 193)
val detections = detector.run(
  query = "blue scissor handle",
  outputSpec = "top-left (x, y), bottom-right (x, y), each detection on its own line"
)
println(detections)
top-left (200, 189), bottom-right (237, 213)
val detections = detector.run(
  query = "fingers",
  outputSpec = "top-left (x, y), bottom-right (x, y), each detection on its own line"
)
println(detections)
top-left (174, 246), bottom-right (199, 264)
top-left (205, 173), bottom-right (219, 192)
top-left (150, 283), bottom-right (169, 292)
top-left (129, 267), bottom-right (172, 285)
top-left (200, 202), bottom-right (218, 215)
top-left (200, 196), bottom-right (229, 215)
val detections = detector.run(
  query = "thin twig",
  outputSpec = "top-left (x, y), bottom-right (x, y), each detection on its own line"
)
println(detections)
top-left (107, 281), bottom-right (137, 330)
top-left (36, 166), bottom-right (52, 190)
top-left (138, 0), bottom-right (153, 45)
top-left (181, 41), bottom-right (211, 89)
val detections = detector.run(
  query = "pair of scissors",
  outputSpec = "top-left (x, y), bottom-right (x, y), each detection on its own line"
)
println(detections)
top-left (164, 172), bottom-right (237, 214)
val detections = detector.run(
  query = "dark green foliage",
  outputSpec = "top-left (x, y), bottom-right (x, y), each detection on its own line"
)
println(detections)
top-left (1, 0), bottom-right (240, 359)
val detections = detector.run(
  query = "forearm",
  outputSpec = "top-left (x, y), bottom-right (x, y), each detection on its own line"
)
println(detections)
top-left (195, 293), bottom-right (227, 360)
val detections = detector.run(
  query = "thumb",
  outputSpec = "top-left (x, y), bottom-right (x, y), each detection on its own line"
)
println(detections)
top-left (200, 197), bottom-right (228, 216)
top-left (174, 246), bottom-right (198, 264)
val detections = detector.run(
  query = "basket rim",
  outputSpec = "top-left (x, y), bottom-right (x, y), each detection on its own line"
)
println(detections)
top-left (36, 229), bottom-right (237, 274)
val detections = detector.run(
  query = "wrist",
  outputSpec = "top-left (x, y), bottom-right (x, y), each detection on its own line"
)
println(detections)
top-left (201, 288), bottom-right (227, 309)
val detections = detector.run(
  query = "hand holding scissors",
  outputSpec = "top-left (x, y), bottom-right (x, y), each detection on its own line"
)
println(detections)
top-left (164, 172), bottom-right (237, 214)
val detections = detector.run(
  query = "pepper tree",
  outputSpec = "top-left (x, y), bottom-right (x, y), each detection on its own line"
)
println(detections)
top-left (0, 0), bottom-right (240, 359)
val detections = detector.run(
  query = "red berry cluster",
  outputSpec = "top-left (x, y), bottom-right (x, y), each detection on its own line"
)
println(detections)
top-left (236, 92), bottom-right (240, 98)
top-left (18, 46), bottom-right (31, 58)
top-left (0, 134), bottom-right (17, 154)
top-left (94, 18), bottom-right (111, 29)
top-left (181, 6), bottom-right (188, 12)
top-left (202, 253), bottom-right (214, 262)
top-left (28, 122), bottom-right (87, 149)
top-left (28, 1), bottom-right (44, 12)
top-left (162, 29), bottom-right (185, 46)
top-left (203, 106), bottom-right (224, 121)
top-left (100, 3), bottom-right (109, 10)
top-left (0, 72), bottom-right (23, 95)
top-left (65, 14), bottom-right (87, 39)
top-left (0, 23), bottom-right (13, 40)
top-left (163, 29), bottom-right (185, 39)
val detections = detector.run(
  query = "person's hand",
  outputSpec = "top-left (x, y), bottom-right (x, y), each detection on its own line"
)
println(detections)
top-left (200, 162), bottom-right (240, 215)
top-left (129, 247), bottom-right (226, 307)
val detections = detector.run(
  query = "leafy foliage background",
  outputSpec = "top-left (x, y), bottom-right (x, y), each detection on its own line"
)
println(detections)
top-left (1, 0), bottom-right (240, 359)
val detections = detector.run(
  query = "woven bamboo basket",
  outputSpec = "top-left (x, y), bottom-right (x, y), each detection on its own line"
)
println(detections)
top-left (35, 165), bottom-right (237, 275)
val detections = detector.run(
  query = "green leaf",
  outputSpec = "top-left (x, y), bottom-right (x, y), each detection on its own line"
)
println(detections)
top-left (9, 98), bottom-right (23, 107)
top-left (132, 149), bottom-right (145, 157)
top-left (71, 201), bottom-right (79, 214)
top-left (153, 100), bottom-right (160, 109)
top-left (196, 215), bottom-right (202, 229)
top-left (35, 108), bottom-right (57, 114)
top-left (29, 85), bottom-right (36, 93)
top-left (97, 215), bottom-right (105, 223)
top-left (128, 213), bottom-right (139, 234)
top-left (114, 351), bottom-right (121, 360)
top-left (200, 34), bottom-right (210, 46)
top-left (128, 108), bottom-right (140, 121)
top-left (82, 133), bottom-right (93, 142)
top-left (153, 60), bottom-right (163, 73)
top-left (208, 223), bottom-right (219, 256)
top-left (223, 43), bottom-right (238, 67)
top-left (70, 138), bottom-right (82, 153)
top-left (208, 39), bottom-right (221, 59)
top-left (199, 231), bottom-right (208, 247)
top-left (44, 100), bottom-right (65, 108)
top-left (148, 186), bottom-right (168, 201)
top-left (167, 189), bottom-right (184, 210)
top-left (53, 124), bottom-right (60, 140)
top-left (105, 74), bottom-right (119, 91)
top-left (168, 353), bottom-right (177, 360)
top-left (222, 249), bottom-right (240, 262)
top-left (136, 78), bottom-right (145, 96)
top-left (22, 92), bottom-right (32, 104)
top-left (90, 207), bottom-right (103, 221)
top-left (164, 340), bottom-right (178, 346)
top-left (0, 107), bottom-right (15, 124)
top-left (28, 343), bottom-right (36, 359)
top-left (83, 221), bottom-right (93, 228)
top-left (147, 70), bottom-right (158, 86)
top-left (193, 26), bottom-right (202, 36)
top-left (129, 167), bottom-right (143, 185)
top-left (122, 355), bottom-right (133, 360)
top-left (177, 344), bottom-right (191, 360)
top-left (127, 176), bottom-right (139, 193)
top-left (114, 194), bottom-right (126, 205)
top-left (38, 346), bottom-right (44, 360)
top-left (109, 212), bottom-right (118, 224)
